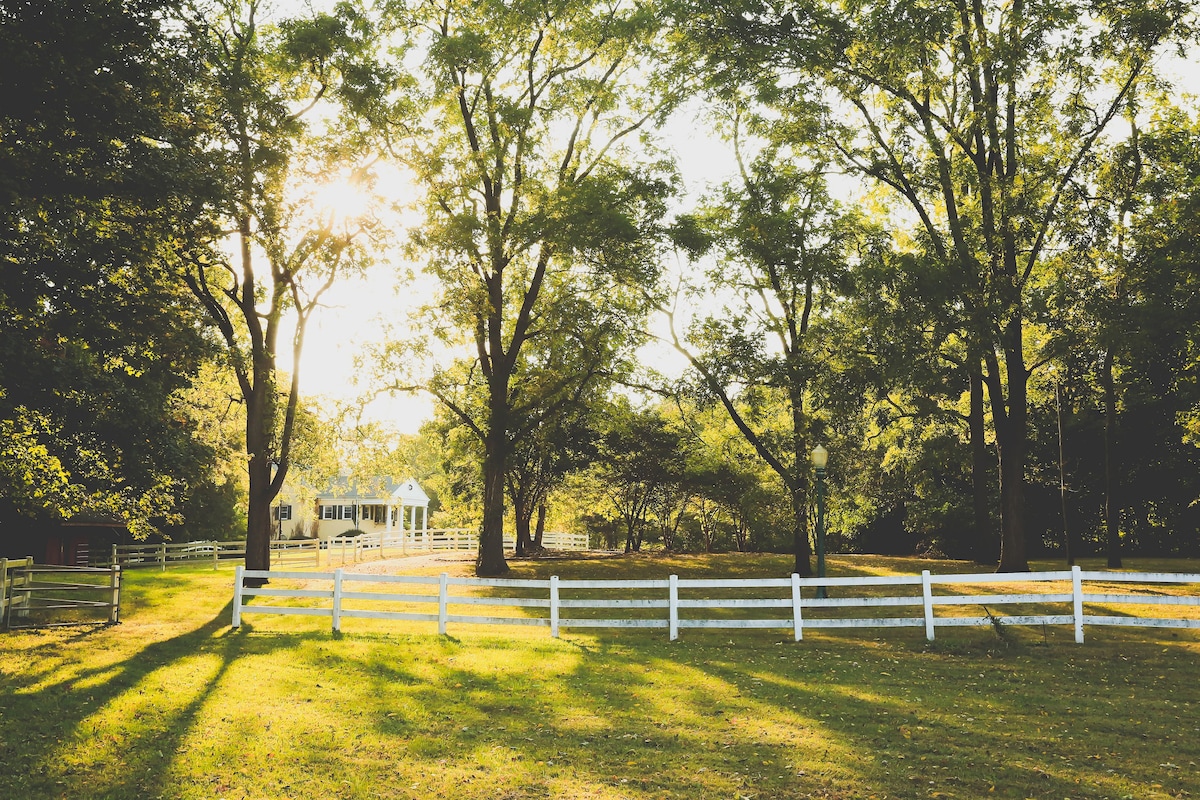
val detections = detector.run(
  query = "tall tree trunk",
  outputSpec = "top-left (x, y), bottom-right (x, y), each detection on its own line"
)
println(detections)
top-left (699, 501), bottom-right (716, 552)
top-left (245, 452), bottom-right (273, 582)
top-left (533, 503), bottom-right (546, 550)
top-left (992, 324), bottom-right (1030, 572)
top-left (513, 496), bottom-right (532, 557)
top-left (791, 481), bottom-right (812, 576)
top-left (994, 426), bottom-right (1027, 570)
top-left (1102, 346), bottom-right (1123, 568)
top-left (477, 427), bottom-right (509, 576)
top-left (791, 388), bottom-right (812, 576)
top-left (243, 363), bottom-right (274, 584)
top-left (968, 367), bottom-right (994, 564)
top-left (666, 502), bottom-right (687, 552)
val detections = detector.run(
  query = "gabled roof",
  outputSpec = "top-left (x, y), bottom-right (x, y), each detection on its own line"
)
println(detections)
top-left (389, 478), bottom-right (430, 504)
top-left (313, 476), bottom-right (429, 505)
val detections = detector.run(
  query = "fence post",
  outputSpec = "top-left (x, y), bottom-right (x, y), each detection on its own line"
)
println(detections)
top-left (212, 542), bottom-right (219, 570)
top-left (438, 572), bottom-right (449, 635)
top-left (20, 558), bottom-right (32, 619)
top-left (159, 542), bottom-right (167, 572)
top-left (669, 574), bottom-right (679, 642)
top-left (791, 573), bottom-right (803, 641)
top-left (313, 540), bottom-right (320, 568)
top-left (550, 575), bottom-right (560, 638)
top-left (922, 570), bottom-right (935, 641)
top-left (111, 543), bottom-right (118, 569)
top-left (109, 566), bottom-right (121, 624)
top-left (332, 568), bottom-right (344, 633)
top-left (232, 565), bottom-right (244, 628)
top-left (1, 557), bottom-right (7, 629)
top-left (1072, 565), bottom-right (1084, 643)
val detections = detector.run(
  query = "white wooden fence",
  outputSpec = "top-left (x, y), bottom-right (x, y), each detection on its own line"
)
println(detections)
top-left (322, 528), bottom-right (588, 564)
top-left (231, 566), bottom-right (1200, 642)
top-left (2, 559), bottom-right (121, 629)
top-left (111, 539), bottom-right (320, 570)
top-left (111, 529), bottom-right (590, 571)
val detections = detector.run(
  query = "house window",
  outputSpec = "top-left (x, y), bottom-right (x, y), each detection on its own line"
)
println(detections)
top-left (318, 504), bottom-right (359, 521)
top-left (273, 504), bottom-right (293, 521)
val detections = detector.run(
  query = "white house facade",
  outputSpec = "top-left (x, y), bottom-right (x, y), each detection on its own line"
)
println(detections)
top-left (311, 477), bottom-right (431, 541)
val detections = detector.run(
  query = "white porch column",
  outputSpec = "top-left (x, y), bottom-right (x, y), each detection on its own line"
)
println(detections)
top-left (385, 504), bottom-right (393, 532)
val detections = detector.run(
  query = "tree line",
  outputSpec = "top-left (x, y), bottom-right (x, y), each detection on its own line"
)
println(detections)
top-left (2, 0), bottom-right (1198, 576)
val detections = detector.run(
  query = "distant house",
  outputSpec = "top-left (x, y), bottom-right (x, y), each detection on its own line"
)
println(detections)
top-left (309, 476), bottom-right (431, 541)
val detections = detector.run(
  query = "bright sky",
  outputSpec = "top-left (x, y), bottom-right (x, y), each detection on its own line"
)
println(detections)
top-left (278, 4), bottom-right (1199, 437)
top-left (285, 101), bottom-right (740, 435)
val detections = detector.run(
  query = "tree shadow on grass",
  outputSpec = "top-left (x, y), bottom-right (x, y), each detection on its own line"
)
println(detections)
top-left (0, 602), bottom-right (301, 800)
top-left (666, 629), bottom-right (1200, 799)
top-left (15, 557), bottom-right (1189, 800)
top-left (312, 552), bottom-right (1200, 795)
top-left (280, 622), bottom-right (1200, 800)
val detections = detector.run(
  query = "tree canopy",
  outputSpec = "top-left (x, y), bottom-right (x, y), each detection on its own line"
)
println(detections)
top-left (4, 0), bottom-right (1200, 569)
top-left (0, 0), bottom-right (221, 539)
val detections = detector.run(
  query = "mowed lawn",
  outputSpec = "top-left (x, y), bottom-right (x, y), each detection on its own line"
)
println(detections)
top-left (2, 554), bottom-right (1198, 800)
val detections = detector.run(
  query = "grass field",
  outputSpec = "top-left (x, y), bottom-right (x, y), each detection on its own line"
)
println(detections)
top-left (2, 553), bottom-right (1198, 800)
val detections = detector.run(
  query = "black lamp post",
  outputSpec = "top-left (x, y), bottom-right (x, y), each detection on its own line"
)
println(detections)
top-left (812, 444), bottom-right (828, 599)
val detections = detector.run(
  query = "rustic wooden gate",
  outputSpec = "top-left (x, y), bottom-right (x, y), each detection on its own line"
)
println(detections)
top-left (1, 558), bottom-right (121, 630)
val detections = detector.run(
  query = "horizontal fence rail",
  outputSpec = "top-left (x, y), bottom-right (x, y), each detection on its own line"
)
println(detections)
top-left (112, 529), bottom-right (591, 571)
top-left (2, 560), bottom-right (121, 629)
top-left (231, 566), bottom-right (1200, 642)
top-left (111, 540), bottom-right (320, 570)
top-left (112, 541), bottom-right (249, 570)
top-left (322, 529), bottom-right (588, 565)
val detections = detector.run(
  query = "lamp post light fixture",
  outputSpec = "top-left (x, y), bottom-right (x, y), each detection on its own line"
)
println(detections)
top-left (811, 444), bottom-right (828, 599)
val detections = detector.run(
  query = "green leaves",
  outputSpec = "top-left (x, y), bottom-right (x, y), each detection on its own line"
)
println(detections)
top-left (428, 29), bottom-right (494, 76)
top-left (0, 409), bottom-right (76, 520)
top-left (0, 0), bottom-right (228, 538)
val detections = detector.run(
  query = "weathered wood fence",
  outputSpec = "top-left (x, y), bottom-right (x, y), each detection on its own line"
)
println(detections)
top-left (231, 566), bottom-right (1200, 642)
top-left (0, 556), bottom-right (34, 625)
top-left (2, 557), bottom-right (121, 629)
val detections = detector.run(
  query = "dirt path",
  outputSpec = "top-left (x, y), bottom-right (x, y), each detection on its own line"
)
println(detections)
top-left (335, 548), bottom-right (623, 575)
top-left (338, 550), bottom-right (477, 574)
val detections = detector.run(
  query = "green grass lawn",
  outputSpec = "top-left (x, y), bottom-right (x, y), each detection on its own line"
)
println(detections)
top-left (2, 554), bottom-right (1198, 799)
